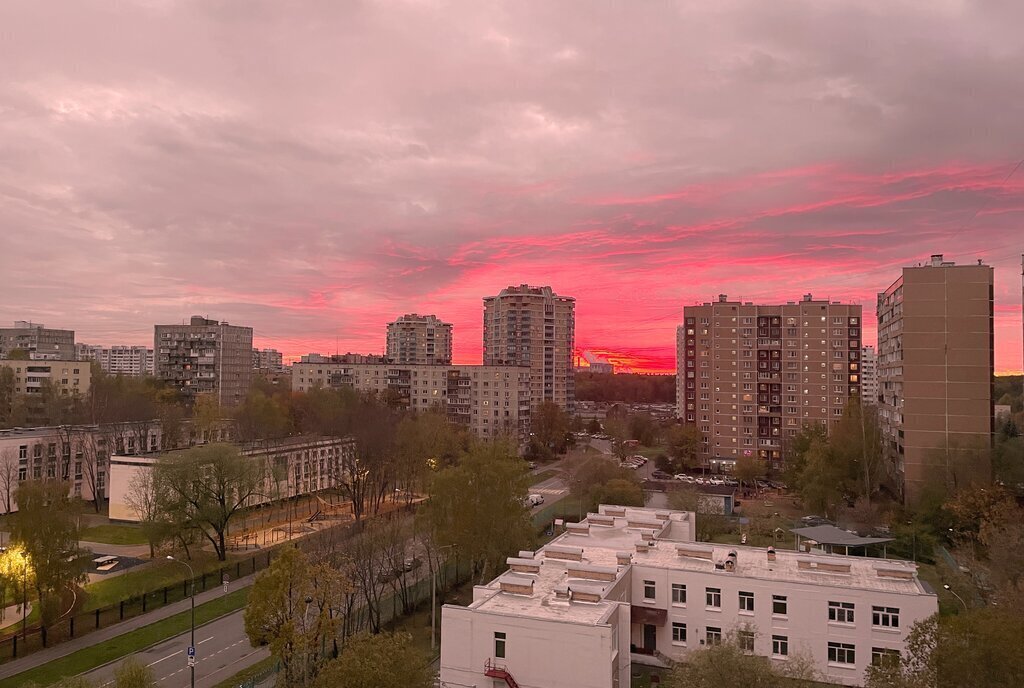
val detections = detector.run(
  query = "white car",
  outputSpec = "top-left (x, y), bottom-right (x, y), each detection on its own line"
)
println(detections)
top-left (526, 494), bottom-right (545, 507)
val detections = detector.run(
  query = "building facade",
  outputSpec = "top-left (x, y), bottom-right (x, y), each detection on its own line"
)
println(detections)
top-left (677, 295), bottom-right (863, 471)
top-left (77, 344), bottom-right (155, 376)
top-left (483, 285), bottom-right (576, 412)
top-left (386, 314), bottom-right (453, 365)
top-left (0, 321), bottom-right (75, 360)
top-left (860, 346), bottom-right (878, 405)
top-left (253, 348), bottom-right (285, 372)
top-left (440, 505), bottom-right (937, 688)
top-left (107, 435), bottom-right (356, 521)
top-left (155, 316), bottom-right (254, 407)
top-left (292, 362), bottom-right (532, 441)
top-left (0, 359), bottom-right (92, 397)
top-left (877, 255), bottom-right (994, 502)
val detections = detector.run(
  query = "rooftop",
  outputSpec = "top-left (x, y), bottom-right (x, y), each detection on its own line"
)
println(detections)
top-left (462, 504), bottom-right (931, 625)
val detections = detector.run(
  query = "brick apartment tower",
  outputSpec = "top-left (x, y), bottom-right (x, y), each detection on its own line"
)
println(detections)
top-left (386, 314), bottom-right (453, 365)
top-left (877, 254), bottom-right (994, 503)
top-left (483, 285), bottom-right (576, 412)
top-left (677, 295), bottom-right (863, 471)
top-left (155, 316), bottom-right (254, 407)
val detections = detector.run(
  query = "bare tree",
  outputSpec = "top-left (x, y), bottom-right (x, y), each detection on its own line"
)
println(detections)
top-left (0, 448), bottom-right (19, 515)
top-left (124, 469), bottom-right (172, 558)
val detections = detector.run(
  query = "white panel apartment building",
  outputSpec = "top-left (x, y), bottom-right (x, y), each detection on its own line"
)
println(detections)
top-left (440, 505), bottom-right (936, 688)
top-left (77, 344), bottom-right (155, 376)
top-left (292, 362), bottom-right (532, 441)
top-left (107, 435), bottom-right (356, 522)
top-left (860, 346), bottom-right (878, 405)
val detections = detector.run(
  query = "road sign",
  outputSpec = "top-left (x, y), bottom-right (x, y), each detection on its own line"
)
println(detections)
top-left (187, 646), bottom-right (196, 667)
top-left (223, 573), bottom-right (229, 593)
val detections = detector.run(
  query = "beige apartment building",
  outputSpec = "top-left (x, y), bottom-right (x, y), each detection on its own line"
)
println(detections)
top-left (877, 255), bottom-right (994, 503)
top-left (483, 285), bottom-right (576, 412)
top-left (440, 505), bottom-right (937, 688)
top-left (0, 321), bottom-right (75, 359)
top-left (292, 362), bottom-right (532, 441)
top-left (861, 346), bottom-right (878, 405)
top-left (0, 358), bottom-right (91, 397)
top-left (386, 314), bottom-right (453, 365)
top-left (677, 295), bottom-right (863, 471)
top-left (253, 348), bottom-right (285, 372)
top-left (155, 316), bottom-right (254, 407)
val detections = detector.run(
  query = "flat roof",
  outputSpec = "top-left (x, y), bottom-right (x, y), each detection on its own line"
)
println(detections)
top-left (461, 504), bottom-right (930, 626)
top-left (790, 525), bottom-right (894, 547)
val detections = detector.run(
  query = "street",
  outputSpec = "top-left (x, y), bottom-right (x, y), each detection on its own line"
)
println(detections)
top-left (83, 609), bottom-right (267, 688)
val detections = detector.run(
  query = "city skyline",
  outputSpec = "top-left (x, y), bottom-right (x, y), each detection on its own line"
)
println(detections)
top-left (3, 2), bottom-right (1024, 374)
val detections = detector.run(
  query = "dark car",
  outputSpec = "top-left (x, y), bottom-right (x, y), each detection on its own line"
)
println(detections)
top-left (651, 470), bottom-right (673, 481)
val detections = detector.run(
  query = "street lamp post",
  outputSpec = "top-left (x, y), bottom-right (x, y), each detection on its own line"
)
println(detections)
top-left (943, 584), bottom-right (968, 612)
top-left (431, 545), bottom-right (456, 654)
top-left (168, 556), bottom-right (196, 688)
top-left (22, 553), bottom-right (28, 641)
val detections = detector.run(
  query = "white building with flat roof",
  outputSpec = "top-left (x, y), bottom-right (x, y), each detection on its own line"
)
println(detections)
top-left (440, 505), bottom-right (937, 688)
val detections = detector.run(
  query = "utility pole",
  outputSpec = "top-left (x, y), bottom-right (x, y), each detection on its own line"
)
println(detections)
top-left (168, 556), bottom-right (196, 688)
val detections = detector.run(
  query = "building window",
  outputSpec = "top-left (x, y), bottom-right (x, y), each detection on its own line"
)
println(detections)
top-left (829, 601), bottom-right (855, 624)
top-left (706, 627), bottom-right (722, 646)
top-left (671, 583), bottom-right (686, 605)
top-left (641, 580), bottom-right (656, 600)
top-left (872, 606), bottom-right (900, 629)
top-left (739, 591), bottom-right (754, 613)
top-left (672, 622), bottom-right (687, 644)
top-left (494, 632), bottom-right (506, 659)
top-left (828, 642), bottom-right (856, 665)
top-left (772, 595), bottom-right (788, 616)
top-left (738, 629), bottom-right (755, 653)
top-left (772, 635), bottom-right (789, 658)
top-left (705, 587), bottom-right (721, 609)
top-left (871, 647), bottom-right (900, 667)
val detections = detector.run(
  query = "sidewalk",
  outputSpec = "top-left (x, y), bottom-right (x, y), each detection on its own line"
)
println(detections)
top-left (0, 570), bottom-right (258, 682)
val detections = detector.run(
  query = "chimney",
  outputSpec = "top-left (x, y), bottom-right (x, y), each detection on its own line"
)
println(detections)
top-left (930, 254), bottom-right (943, 267)
top-left (803, 293), bottom-right (813, 302)
top-left (767, 546), bottom-right (776, 562)
top-left (616, 551), bottom-right (632, 566)
top-left (718, 294), bottom-right (728, 303)
top-left (724, 550), bottom-right (738, 572)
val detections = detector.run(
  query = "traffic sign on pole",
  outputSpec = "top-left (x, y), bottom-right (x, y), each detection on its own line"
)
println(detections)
top-left (187, 646), bottom-right (196, 666)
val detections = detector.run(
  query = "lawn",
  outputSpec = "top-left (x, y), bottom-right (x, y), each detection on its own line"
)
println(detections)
top-left (82, 550), bottom-right (236, 611)
top-left (210, 654), bottom-right (277, 688)
top-left (530, 469), bottom-right (561, 485)
top-left (0, 588), bottom-right (250, 688)
top-left (80, 524), bottom-right (149, 546)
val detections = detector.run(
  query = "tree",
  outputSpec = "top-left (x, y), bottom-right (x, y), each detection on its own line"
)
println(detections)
top-left (153, 443), bottom-right (265, 560)
top-left (603, 416), bottom-right (631, 460)
top-left (668, 488), bottom-right (730, 541)
top-left (124, 469), bottom-right (175, 558)
top-left (734, 455), bottom-right (765, 491)
top-left (797, 437), bottom-right (847, 519)
top-left (191, 394), bottom-right (223, 442)
top-left (664, 635), bottom-right (818, 688)
top-left (530, 401), bottom-right (571, 457)
top-left (865, 609), bottom-right (1024, 688)
top-left (245, 547), bottom-right (347, 687)
top-left (9, 480), bottom-right (86, 640)
top-left (314, 632), bottom-right (433, 688)
top-left (589, 478), bottom-right (643, 507)
top-left (0, 447), bottom-right (19, 514)
top-left (113, 657), bottom-right (156, 688)
top-left (0, 366), bottom-right (16, 428)
top-left (234, 390), bottom-right (292, 442)
top-left (565, 455), bottom-right (643, 514)
top-left (666, 424), bottom-right (702, 473)
top-left (424, 439), bottom-right (533, 582)
top-left (585, 418), bottom-right (602, 435)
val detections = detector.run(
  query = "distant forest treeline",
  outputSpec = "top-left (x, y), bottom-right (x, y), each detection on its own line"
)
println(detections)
top-left (574, 372), bottom-right (675, 403)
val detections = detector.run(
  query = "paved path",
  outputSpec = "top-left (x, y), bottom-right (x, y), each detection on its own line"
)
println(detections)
top-left (0, 572), bottom-right (256, 683)
top-left (79, 540), bottom-right (152, 559)
top-left (82, 609), bottom-right (267, 688)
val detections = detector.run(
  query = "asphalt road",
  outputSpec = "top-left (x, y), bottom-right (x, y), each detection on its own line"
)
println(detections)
top-left (84, 609), bottom-right (267, 688)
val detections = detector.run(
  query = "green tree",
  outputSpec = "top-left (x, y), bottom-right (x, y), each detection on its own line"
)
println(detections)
top-left (589, 478), bottom-right (643, 507)
top-left (734, 455), bottom-right (766, 491)
top-left (153, 443), bottom-right (265, 560)
top-left (666, 424), bottom-right (702, 473)
top-left (314, 632), bottom-right (432, 688)
top-left (668, 488), bottom-right (730, 541)
top-left (797, 438), bottom-right (847, 519)
top-left (530, 401), bottom-right (571, 457)
top-left (585, 418), bottom-right (602, 435)
top-left (245, 547), bottom-right (347, 687)
top-left (781, 422), bottom-right (827, 490)
top-left (664, 635), bottom-right (818, 688)
top-left (234, 389), bottom-right (292, 441)
top-left (395, 410), bottom-right (466, 500)
top-left (113, 657), bottom-right (156, 688)
top-left (424, 440), bottom-right (533, 581)
top-left (9, 480), bottom-right (86, 639)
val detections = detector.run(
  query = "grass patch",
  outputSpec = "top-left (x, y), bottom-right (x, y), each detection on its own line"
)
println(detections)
top-left (80, 525), bottom-right (149, 546)
top-left (83, 551), bottom-right (237, 611)
top-left (0, 588), bottom-right (250, 688)
top-left (530, 469), bottom-right (560, 485)
top-left (209, 654), bottom-right (277, 688)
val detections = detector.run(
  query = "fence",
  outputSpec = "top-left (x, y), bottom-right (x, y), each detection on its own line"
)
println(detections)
top-left (0, 503), bottom-right (418, 664)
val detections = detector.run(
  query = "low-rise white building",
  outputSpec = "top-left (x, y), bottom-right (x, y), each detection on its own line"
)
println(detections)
top-left (440, 505), bottom-right (937, 688)
top-left (107, 435), bottom-right (356, 522)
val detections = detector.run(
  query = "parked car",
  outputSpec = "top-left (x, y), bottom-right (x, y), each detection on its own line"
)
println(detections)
top-left (651, 470), bottom-right (673, 481)
top-left (527, 493), bottom-right (545, 507)
top-left (527, 461), bottom-right (537, 470)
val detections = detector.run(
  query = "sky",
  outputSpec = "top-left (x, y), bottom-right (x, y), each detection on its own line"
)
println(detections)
top-left (2, 1), bottom-right (1023, 374)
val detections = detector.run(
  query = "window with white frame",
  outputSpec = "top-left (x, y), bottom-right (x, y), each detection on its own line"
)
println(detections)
top-left (738, 629), bottom-right (755, 653)
top-left (672, 622), bottom-right (687, 644)
top-left (671, 583), bottom-right (686, 605)
top-left (828, 642), bottom-right (855, 665)
top-left (829, 601), bottom-right (855, 624)
top-left (739, 591), bottom-right (754, 612)
top-left (871, 647), bottom-right (900, 667)
top-left (872, 606), bottom-right (899, 628)
top-left (706, 627), bottom-right (722, 645)
top-left (772, 635), bottom-right (789, 657)
top-left (706, 587), bottom-right (721, 609)
top-left (643, 580), bottom-right (656, 600)
top-left (772, 595), bottom-right (788, 616)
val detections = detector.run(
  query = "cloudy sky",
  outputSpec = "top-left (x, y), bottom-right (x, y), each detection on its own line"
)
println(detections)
top-left (2, 0), bottom-right (1023, 373)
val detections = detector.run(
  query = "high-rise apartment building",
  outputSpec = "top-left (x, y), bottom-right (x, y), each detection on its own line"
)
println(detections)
top-left (252, 348), bottom-right (285, 372)
top-left (154, 316), bottom-right (253, 407)
top-left (483, 285), bottom-right (575, 412)
top-left (877, 254), bottom-right (994, 502)
top-left (0, 321), bottom-right (75, 360)
top-left (386, 314), bottom-right (453, 365)
top-left (292, 362), bottom-right (532, 441)
top-left (77, 344), bottom-right (155, 376)
top-left (677, 295), bottom-right (863, 471)
top-left (860, 346), bottom-right (878, 405)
